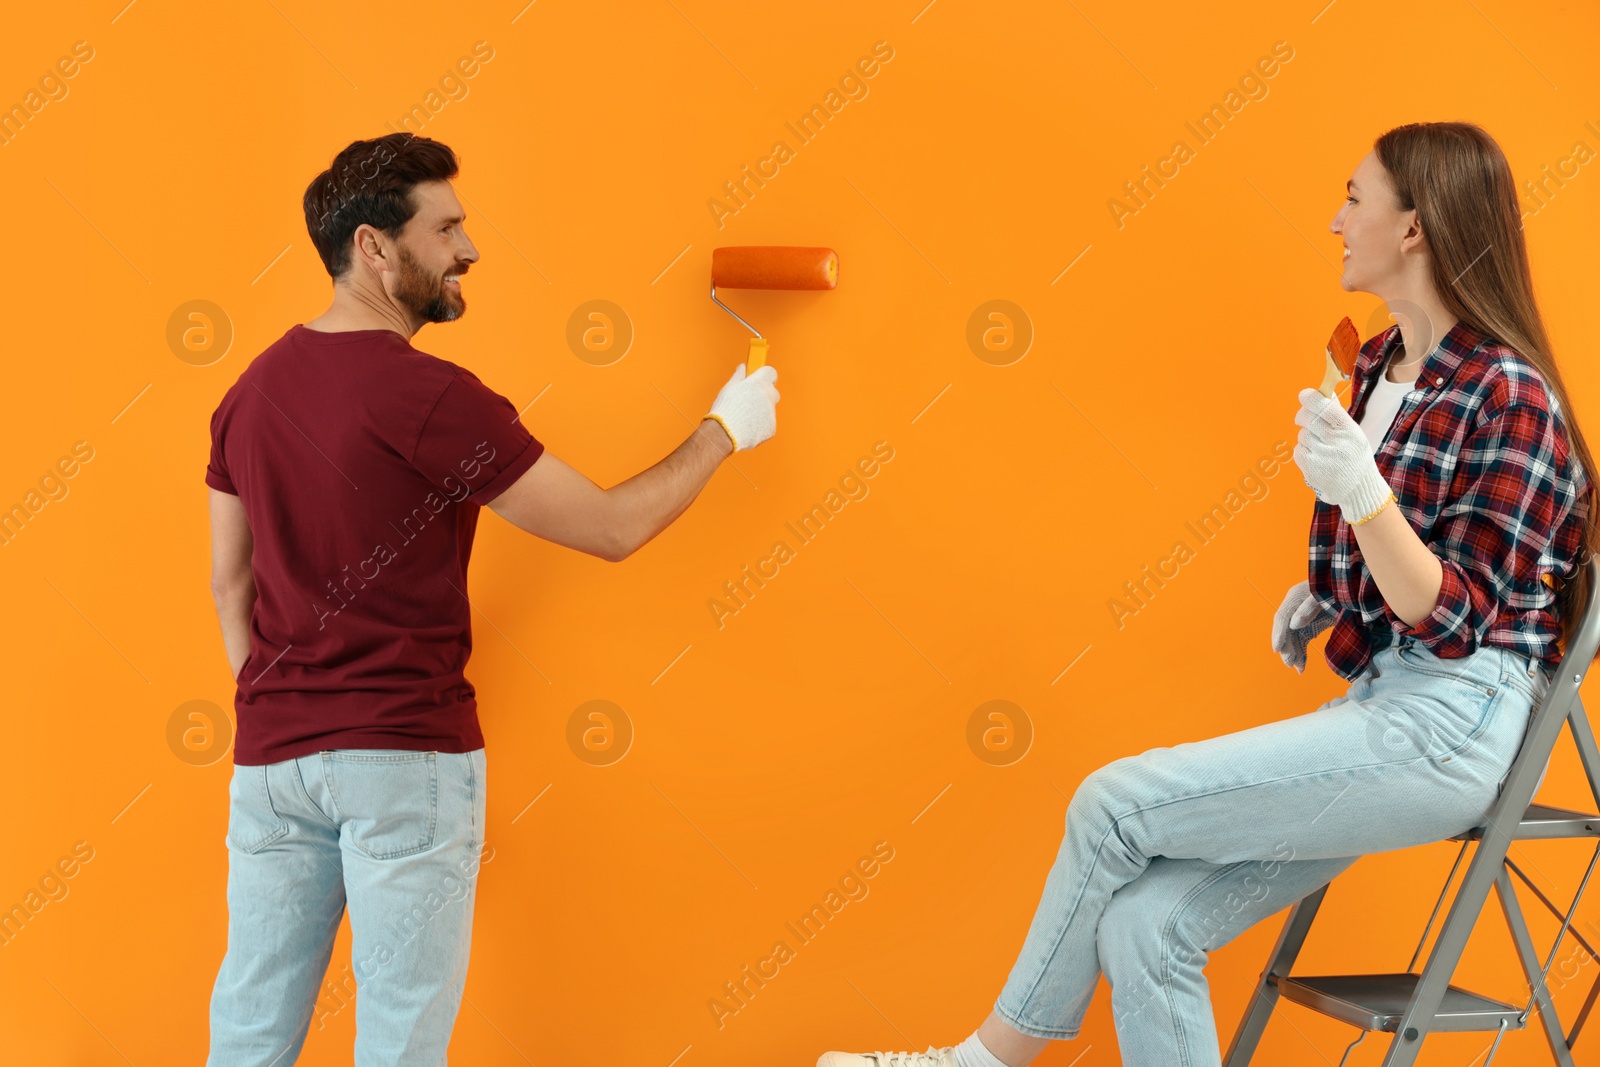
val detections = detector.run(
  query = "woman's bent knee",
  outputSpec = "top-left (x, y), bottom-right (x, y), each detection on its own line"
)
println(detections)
top-left (1067, 756), bottom-right (1143, 826)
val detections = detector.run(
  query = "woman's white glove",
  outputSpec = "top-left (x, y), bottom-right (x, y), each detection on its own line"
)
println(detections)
top-left (705, 363), bottom-right (780, 452)
top-left (1292, 387), bottom-right (1395, 523)
top-left (1271, 579), bottom-right (1336, 673)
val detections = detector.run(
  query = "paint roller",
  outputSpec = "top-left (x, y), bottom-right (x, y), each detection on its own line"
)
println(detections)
top-left (710, 246), bottom-right (839, 372)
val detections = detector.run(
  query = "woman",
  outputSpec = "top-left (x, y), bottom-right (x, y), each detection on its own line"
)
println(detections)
top-left (817, 121), bottom-right (1597, 1067)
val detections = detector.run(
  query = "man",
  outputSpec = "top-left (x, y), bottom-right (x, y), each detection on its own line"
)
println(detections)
top-left (205, 132), bottom-right (779, 1064)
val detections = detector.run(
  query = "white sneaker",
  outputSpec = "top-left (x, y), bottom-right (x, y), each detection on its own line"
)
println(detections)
top-left (817, 1047), bottom-right (958, 1067)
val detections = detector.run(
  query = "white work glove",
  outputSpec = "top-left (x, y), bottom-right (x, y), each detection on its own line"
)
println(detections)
top-left (1271, 579), bottom-right (1336, 673)
top-left (706, 363), bottom-right (779, 452)
top-left (1292, 387), bottom-right (1395, 524)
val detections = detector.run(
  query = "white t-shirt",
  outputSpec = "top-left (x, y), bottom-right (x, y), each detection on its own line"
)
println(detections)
top-left (1358, 367), bottom-right (1415, 453)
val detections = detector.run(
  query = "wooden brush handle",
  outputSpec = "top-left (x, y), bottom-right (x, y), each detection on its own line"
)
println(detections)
top-left (1318, 351), bottom-right (1345, 399)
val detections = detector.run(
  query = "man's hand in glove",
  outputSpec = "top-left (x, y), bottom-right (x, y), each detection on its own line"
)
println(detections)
top-left (705, 363), bottom-right (780, 452)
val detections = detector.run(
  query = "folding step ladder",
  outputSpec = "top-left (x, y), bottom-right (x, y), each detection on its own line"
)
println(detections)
top-left (1224, 555), bottom-right (1600, 1067)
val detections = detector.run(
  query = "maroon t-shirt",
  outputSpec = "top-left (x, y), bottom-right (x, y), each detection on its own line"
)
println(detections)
top-left (206, 324), bottom-right (544, 765)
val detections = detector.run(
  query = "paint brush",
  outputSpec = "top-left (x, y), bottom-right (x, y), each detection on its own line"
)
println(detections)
top-left (1318, 316), bottom-right (1361, 399)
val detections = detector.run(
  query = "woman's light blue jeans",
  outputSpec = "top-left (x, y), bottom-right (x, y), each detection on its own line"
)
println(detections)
top-left (994, 636), bottom-right (1553, 1066)
top-left (207, 747), bottom-right (487, 1066)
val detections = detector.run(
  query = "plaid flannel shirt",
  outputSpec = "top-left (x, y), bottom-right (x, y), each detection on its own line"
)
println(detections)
top-left (1307, 319), bottom-right (1590, 681)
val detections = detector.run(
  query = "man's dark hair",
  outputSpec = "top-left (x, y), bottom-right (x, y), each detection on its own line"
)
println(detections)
top-left (302, 133), bottom-right (459, 279)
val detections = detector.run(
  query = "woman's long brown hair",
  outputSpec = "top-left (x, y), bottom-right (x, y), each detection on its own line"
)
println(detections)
top-left (1375, 121), bottom-right (1596, 658)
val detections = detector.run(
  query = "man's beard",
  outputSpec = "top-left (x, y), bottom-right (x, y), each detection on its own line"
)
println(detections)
top-left (394, 244), bottom-right (464, 323)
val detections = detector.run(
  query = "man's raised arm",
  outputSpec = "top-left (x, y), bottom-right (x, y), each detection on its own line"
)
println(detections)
top-left (486, 362), bottom-right (778, 561)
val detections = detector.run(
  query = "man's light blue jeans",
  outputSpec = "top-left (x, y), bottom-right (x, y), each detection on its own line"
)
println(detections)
top-left (994, 636), bottom-right (1553, 1066)
top-left (207, 747), bottom-right (487, 1066)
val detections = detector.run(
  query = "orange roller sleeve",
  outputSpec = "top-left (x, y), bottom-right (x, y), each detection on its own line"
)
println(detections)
top-left (711, 246), bottom-right (839, 290)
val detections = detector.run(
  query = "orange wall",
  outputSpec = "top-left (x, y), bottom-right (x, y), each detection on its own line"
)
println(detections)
top-left (1, 1), bottom-right (1598, 1064)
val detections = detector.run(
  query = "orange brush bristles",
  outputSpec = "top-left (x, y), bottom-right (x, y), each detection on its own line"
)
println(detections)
top-left (711, 247), bottom-right (839, 290)
top-left (1329, 316), bottom-right (1360, 375)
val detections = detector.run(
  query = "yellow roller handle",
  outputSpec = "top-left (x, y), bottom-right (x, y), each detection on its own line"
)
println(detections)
top-left (746, 336), bottom-right (769, 373)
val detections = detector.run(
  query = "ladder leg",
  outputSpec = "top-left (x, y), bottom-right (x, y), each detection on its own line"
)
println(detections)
top-left (1566, 694), bottom-right (1600, 813)
top-left (1377, 664), bottom-right (1584, 1065)
top-left (1223, 882), bottom-right (1330, 1066)
top-left (1495, 865), bottom-right (1579, 1067)
top-left (1378, 840), bottom-right (1508, 1067)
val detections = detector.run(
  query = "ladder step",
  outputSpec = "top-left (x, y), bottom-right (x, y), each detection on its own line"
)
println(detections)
top-left (1451, 802), bottom-right (1600, 841)
top-left (1275, 973), bottom-right (1524, 1033)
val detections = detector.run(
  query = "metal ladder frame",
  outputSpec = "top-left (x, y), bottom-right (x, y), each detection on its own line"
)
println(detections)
top-left (1224, 555), bottom-right (1600, 1067)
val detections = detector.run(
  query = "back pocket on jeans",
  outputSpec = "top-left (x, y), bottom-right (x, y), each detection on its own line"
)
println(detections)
top-left (322, 750), bottom-right (438, 860)
top-left (226, 764), bottom-right (290, 854)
